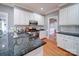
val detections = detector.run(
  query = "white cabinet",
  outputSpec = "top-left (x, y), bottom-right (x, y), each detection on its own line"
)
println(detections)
top-left (59, 7), bottom-right (68, 25)
top-left (33, 13), bottom-right (44, 25)
top-left (39, 31), bottom-right (46, 39)
top-left (76, 41), bottom-right (79, 55)
top-left (56, 34), bottom-right (64, 48)
top-left (74, 37), bottom-right (79, 55)
top-left (14, 8), bottom-right (20, 25)
top-left (29, 13), bottom-right (35, 20)
top-left (24, 46), bottom-right (43, 56)
top-left (14, 8), bottom-right (30, 25)
top-left (56, 34), bottom-right (79, 55)
top-left (24, 11), bottom-right (31, 25)
top-left (19, 9), bottom-right (25, 25)
top-left (63, 35), bottom-right (77, 54)
top-left (14, 8), bottom-right (44, 25)
top-left (38, 15), bottom-right (44, 25)
top-left (59, 4), bottom-right (79, 25)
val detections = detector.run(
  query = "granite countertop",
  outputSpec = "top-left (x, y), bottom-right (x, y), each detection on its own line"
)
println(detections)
top-left (14, 33), bottom-right (46, 56)
top-left (21, 39), bottom-right (46, 56)
top-left (58, 32), bottom-right (79, 37)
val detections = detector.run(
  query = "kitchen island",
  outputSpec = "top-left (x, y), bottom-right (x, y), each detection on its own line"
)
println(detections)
top-left (13, 33), bottom-right (46, 56)
top-left (0, 32), bottom-right (46, 56)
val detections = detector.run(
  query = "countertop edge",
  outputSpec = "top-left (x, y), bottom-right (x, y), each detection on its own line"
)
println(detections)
top-left (58, 32), bottom-right (79, 37)
top-left (20, 41), bottom-right (46, 56)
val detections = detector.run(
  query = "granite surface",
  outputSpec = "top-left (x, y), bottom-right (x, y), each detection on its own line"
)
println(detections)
top-left (13, 33), bottom-right (46, 56)
top-left (58, 32), bottom-right (79, 37)
top-left (0, 33), bottom-right (46, 56)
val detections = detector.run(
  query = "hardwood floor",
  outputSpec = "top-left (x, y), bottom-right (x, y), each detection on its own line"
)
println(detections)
top-left (43, 39), bottom-right (75, 56)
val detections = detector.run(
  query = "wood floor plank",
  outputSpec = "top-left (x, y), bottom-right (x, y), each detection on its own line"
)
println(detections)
top-left (43, 39), bottom-right (75, 56)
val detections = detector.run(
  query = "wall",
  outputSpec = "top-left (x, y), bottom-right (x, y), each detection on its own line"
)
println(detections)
top-left (0, 4), bottom-right (14, 55)
top-left (0, 4), bottom-right (14, 31)
top-left (44, 11), bottom-right (59, 37)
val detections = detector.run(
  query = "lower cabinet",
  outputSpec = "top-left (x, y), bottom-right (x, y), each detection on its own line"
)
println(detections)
top-left (24, 46), bottom-right (43, 56)
top-left (56, 34), bottom-right (79, 55)
top-left (39, 31), bottom-right (46, 39)
top-left (76, 41), bottom-right (79, 55)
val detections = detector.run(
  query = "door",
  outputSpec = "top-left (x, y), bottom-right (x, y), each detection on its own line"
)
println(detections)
top-left (48, 17), bottom-right (57, 43)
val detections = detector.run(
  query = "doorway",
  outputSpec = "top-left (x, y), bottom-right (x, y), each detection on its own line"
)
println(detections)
top-left (48, 17), bottom-right (57, 43)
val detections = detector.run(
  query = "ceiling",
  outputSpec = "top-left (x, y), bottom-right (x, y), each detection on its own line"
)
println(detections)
top-left (2, 3), bottom-right (67, 15)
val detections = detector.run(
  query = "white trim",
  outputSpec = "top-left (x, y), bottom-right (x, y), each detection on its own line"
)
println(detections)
top-left (48, 17), bottom-right (55, 39)
top-left (47, 16), bottom-right (58, 39)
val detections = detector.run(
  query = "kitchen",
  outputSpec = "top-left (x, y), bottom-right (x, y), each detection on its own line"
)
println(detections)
top-left (0, 3), bottom-right (79, 56)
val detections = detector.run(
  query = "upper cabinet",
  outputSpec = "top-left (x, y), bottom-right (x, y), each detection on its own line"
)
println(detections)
top-left (59, 4), bottom-right (79, 25)
top-left (14, 8), bottom-right (30, 25)
top-left (14, 8), bottom-right (20, 25)
top-left (14, 8), bottom-right (44, 25)
top-left (33, 13), bottom-right (44, 25)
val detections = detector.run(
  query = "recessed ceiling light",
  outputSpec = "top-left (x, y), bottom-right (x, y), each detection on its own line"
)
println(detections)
top-left (41, 8), bottom-right (44, 10)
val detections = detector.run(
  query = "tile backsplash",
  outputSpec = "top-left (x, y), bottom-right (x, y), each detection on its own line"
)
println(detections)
top-left (59, 25), bottom-right (79, 34)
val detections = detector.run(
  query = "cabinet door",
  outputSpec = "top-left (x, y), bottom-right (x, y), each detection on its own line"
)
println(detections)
top-left (57, 34), bottom-right (77, 55)
top-left (74, 37), bottom-right (79, 55)
top-left (64, 35), bottom-right (73, 53)
top-left (14, 8), bottom-right (20, 25)
top-left (68, 4), bottom-right (79, 25)
top-left (24, 11), bottom-right (30, 25)
top-left (62, 35), bottom-right (77, 54)
top-left (39, 31), bottom-right (46, 39)
top-left (62, 35), bottom-right (77, 55)
top-left (37, 15), bottom-right (44, 25)
top-left (56, 34), bottom-right (64, 48)
top-left (14, 8), bottom-right (30, 25)
top-left (59, 8), bottom-right (68, 25)
top-left (33, 13), bottom-right (44, 25)
top-left (59, 4), bottom-right (79, 25)
top-left (14, 8), bottom-right (25, 25)
top-left (39, 16), bottom-right (44, 25)
top-left (76, 41), bottom-right (79, 55)
top-left (30, 13), bottom-right (35, 20)
top-left (70, 36), bottom-right (77, 54)
top-left (19, 10), bottom-right (25, 25)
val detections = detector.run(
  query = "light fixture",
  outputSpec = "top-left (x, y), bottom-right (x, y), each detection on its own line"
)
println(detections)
top-left (41, 8), bottom-right (44, 10)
